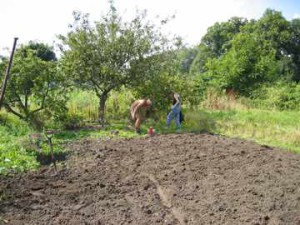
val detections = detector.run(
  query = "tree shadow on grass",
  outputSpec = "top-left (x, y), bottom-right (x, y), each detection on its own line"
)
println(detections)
top-left (176, 110), bottom-right (238, 135)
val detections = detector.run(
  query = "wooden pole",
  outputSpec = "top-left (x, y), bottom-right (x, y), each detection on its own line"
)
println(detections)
top-left (0, 37), bottom-right (18, 110)
top-left (47, 135), bottom-right (57, 173)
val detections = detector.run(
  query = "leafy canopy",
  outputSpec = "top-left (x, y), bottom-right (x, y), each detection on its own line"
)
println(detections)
top-left (0, 42), bottom-right (67, 130)
top-left (59, 3), bottom-right (180, 122)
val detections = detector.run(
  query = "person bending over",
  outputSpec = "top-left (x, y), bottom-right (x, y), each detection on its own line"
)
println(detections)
top-left (130, 98), bottom-right (152, 134)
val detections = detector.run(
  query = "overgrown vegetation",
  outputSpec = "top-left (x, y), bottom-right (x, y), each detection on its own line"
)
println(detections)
top-left (0, 112), bottom-right (38, 174)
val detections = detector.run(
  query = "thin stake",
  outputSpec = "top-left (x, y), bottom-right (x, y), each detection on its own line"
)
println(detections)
top-left (47, 135), bottom-right (57, 173)
top-left (0, 37), bottom-right (18, 110)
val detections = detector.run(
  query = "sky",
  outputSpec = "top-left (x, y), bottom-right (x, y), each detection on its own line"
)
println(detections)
top-left (1, 0), bottom-right (300, 55)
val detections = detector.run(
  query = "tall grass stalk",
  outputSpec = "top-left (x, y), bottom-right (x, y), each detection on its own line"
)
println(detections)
top-left (211, 109), bottom-right (300, 152)
top-left (67, 89), bottom-right (135, 122)
top-left (68, 90), bottom-right (99, 122)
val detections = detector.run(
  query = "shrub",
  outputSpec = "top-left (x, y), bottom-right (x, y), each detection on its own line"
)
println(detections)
top-left (53, 112), bottom-right (85, 130)
top-left (251, 82), bottom-right (300, 110)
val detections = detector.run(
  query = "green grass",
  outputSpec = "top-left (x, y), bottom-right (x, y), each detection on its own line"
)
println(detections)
top-left (203, 109), bottom-right (300, 153)
top-left (53, 123), bottom-right (140, 141)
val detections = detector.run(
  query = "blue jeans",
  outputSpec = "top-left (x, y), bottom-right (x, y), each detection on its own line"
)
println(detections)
top-left (166, 105), bottom-right (181, 129)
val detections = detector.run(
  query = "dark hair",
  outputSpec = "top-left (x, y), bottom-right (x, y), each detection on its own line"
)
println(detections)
top-left (172, 98), bottom-right (177, 105)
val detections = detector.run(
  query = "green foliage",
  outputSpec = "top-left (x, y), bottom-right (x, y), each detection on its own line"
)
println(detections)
top-left (134, 72), bottom-right (179, 110)
top-left (56, 113), bottom-right (85, 130)
top-left (251, 82), bottom-right (300, 110)
top-left (189, 9), bottom-right (300, 99)
top-left (190, 17), bottom-right (248, 75)
top-left (252, 9), bottom-right (291, 58)
top-left (0, 112), bottom-right (38, 175)
top-left (53, 122), bottom-right (139, 141)
top-left (205, 32), bottom-right (279, 95)
top-left (202, 17), bottom-right (248, 57)
top-left (133, 67), bottom-right (199, 115)
top-left (0, 111), bottom-right (32, 136)
top-left (106, 88), bottom-right (135, 121)
top-left (0, 144), bottom-right (39, 175)
top-left (61, 89), bottom-right (134, 124)
top-left (58, 4), bottom-right (179, 123)
top-left (67, 90), bottom-right (99, 122)
top-left (1, 42), bottom-right (68, 130)
top-left (22, 41), bottom-right (57, 61)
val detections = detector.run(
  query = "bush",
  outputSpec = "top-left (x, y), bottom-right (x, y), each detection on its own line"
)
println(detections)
top-left (55, 113), bottom-right (85, 130)
top-left (251, 82), bottom-right (300, 110)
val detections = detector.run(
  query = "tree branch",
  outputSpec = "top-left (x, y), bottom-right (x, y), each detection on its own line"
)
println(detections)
top-left (3, 103), bottom-right (25, 120)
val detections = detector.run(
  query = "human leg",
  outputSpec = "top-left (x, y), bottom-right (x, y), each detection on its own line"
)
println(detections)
top-left (175, 111), bottom-right (181, 130)
top-left (166, 110), bottom-right (175, 127)
top-left (135, 114), bottom-right (143, 134)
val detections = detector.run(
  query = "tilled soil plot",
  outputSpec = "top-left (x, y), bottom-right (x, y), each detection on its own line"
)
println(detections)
top-left (1, 133), bottom-right (300, 225)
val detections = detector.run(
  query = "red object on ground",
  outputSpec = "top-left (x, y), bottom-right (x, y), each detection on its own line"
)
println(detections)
top-left (148, 127), bottom-right (155, 136)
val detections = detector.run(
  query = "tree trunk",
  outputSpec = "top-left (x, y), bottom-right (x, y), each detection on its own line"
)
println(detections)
top-left (98, 91), bottom-right (108, 126)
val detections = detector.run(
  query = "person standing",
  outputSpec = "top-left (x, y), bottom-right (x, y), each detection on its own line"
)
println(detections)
top-left (166, 92), bottom-right (182, 131)
top-left (130, 98), bottom-right (152, 134)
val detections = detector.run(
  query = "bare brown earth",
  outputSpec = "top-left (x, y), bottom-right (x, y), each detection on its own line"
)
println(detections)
top-left (1, 133), bottom-right (300, 225)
